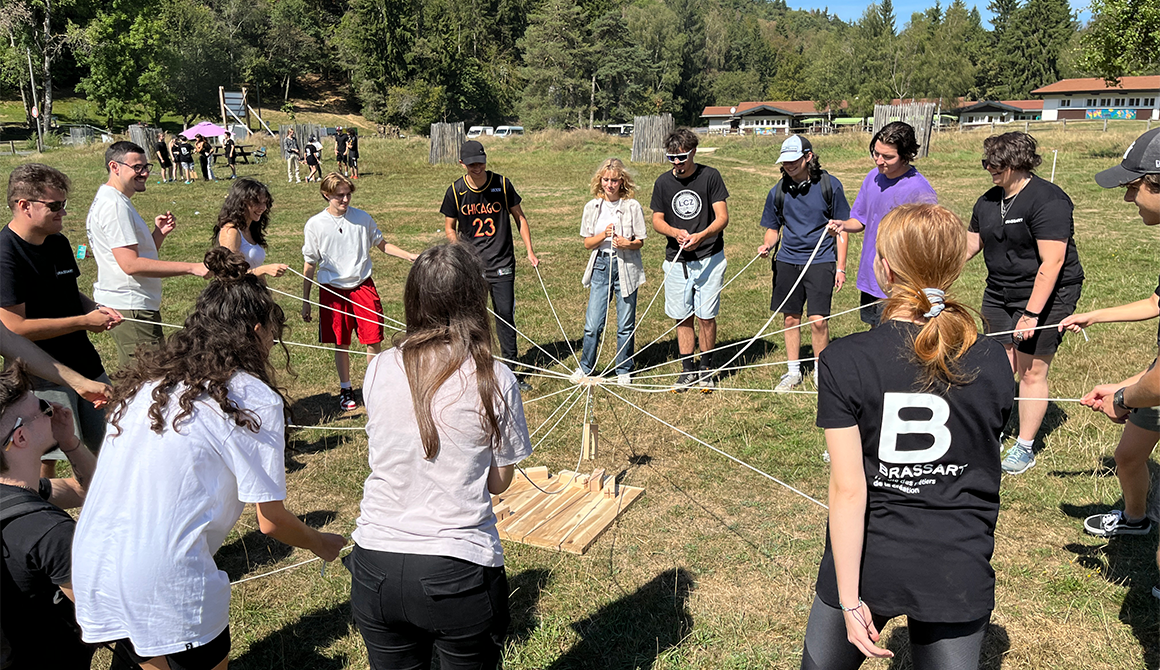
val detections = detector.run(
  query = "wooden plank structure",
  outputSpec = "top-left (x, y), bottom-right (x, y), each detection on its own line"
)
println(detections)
top-left (631, 113), bottom-right (674, 164)
top-left (429, 122), bottom-right (465, 165)
top-left (491, 467), bottom-right (644, 555)
top-left (872, 102), bottom-right (936, 159)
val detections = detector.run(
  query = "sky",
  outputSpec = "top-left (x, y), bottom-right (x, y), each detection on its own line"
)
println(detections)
top-left (793, 0), bottom-right (1092, 26)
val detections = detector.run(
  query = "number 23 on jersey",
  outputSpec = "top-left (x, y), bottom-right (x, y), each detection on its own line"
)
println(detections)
top-left (471, 217), bottom-right (496, 237)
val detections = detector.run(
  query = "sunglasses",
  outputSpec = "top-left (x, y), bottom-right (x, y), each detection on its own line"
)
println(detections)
top-left (2, 398), bottom-right (53, 448)
top-left (113, 160), bottom-right (154, 175)
top-left (28, 199), bottom-right (67, 212)
top-left (981, 159), bottom-right (1004, 170)
top-left (666, 152), bottom-right (692, 163)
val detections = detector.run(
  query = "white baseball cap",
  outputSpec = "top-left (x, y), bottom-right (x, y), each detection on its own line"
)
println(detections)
top-left (776, 135), bottom-right (813, 163)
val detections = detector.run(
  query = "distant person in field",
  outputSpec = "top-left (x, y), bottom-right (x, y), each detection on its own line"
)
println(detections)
top-left (1, 164), bottom-right (121, 479)
top-left (1060, 128), bottom-right (1160, 553)
top-left (827, 122), bottom-right (937, 328)
top-left (347, 128), bottom-right (360, 179)
top-left (966, 131), bottom-right (1084, 476)
top-left (174, 135), bottom-right (195, 184)
top-left (71, 248), bottom-right (345, 670)
top-left (349, 243), bottom-right (532, 670)
top-left (803, 204), bottom-right (1013, 669)
top-left (304, 135), bottom-right (321, 183)
top-left (758, 135), bottom-right (849, 393)
top-left (223, 130), bottom-right (238, 180)
top-left (572, 157), bottom-right (647, 386)
top-left (85, 141), bottom-right (209, 366)
top-left (283, 127), bottom-right (301, 183)
top-left (441, 140), bottom-right (539, 392)
top-left (335, 126), bottom-right (349, 177)
top-left (153, 131), bottom-right (173, 183)
top-left (650, 127), bottom-right (729, 392)
top-left (302, 172), bottom-right (417, 412)
top-left (212, 177), bottom-right (289, 282)
top-left (194, 134), bottom-right (214, 182)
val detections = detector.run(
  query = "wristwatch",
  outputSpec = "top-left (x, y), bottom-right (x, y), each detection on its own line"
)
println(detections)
top-left (1113, 387), bottom-right (1132, 413)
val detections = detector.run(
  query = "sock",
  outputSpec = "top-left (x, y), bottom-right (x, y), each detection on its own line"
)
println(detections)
top-left (699, 354), bottom-right (712, 370)
top-left (682, 357), bottom-right (697, 373)
top-left (787, 360), bottom-right (801, 375)
top-left (340, 382), bottom-right (352, 390)
top-left (1014, 437), bottom-right (1034, 452)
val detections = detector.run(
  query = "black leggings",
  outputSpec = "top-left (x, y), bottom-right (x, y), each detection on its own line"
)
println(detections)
top-left (801, 596), bottom-right (988, 670)
top-left (488, 277), bottom-right (517, 362)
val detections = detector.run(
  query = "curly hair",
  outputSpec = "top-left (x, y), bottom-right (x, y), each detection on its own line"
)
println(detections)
top-left (213, 177), bottom-right (273, 248)
top-left (983, 132), bottom-right (1042, 172)
top-left (588, 157), bottom-right (636, 200)
top-left (107, 247), bottom-right (292, 443)
top-left (870, 122), bottom-right (920, 163)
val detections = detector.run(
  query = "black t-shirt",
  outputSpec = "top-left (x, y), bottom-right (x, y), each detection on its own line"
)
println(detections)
top-left (348, 136), bottom-right (359, 158)
top-left (304, 143), bottom-right (319, 164)
top-left (0, 484), bottom-right (92, 669)
top-left (336, 133), bottom-right (348, 156)
top-left (154, 141), bottom-right (170, 163)
top-left (224, 138), bottom-right (235, 158)
top-left (440, 172), bottom-right (522, 278)
top-left (176, 141), bottom-right (192, 161)
top-left (814, 321), bottom-right (1013, 622)
top-left (0, 228), bottom-right (104, 380)
top-left (650, 164), bottom-right (729, 262)
top-left (969, 175), bottom-right (1084, 292)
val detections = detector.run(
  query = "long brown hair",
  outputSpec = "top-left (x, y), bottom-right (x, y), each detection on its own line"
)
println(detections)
top-left (877, 203), bottom-right (979, 387)
top-left (213, 177), bottom-right (273, 247)
top-left (395, 244), bottom-right (505, 459)
top-left (107, 247), bottom-right (291, 440)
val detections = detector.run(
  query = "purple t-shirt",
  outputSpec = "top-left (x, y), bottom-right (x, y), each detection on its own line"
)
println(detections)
top-left (850, 166), bottom-right (938, 298)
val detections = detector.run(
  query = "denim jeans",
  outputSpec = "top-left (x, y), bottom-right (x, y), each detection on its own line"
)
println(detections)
top-left (580, 253), bottom-right (637, 375)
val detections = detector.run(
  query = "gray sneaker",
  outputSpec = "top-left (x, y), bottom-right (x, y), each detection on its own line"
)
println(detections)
top-left (671, 371), bottom-right (698, 393)
top-left (1000, 443), bottom-right (1035, 475)
top-left (775, 371), bottom-right (803, 393)
top-left (1083, 510), bottom-right (1153, 537)
top-left (698, 369), bottom-right (715, 393)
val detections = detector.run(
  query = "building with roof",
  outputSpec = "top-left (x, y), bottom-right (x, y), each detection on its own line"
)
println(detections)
top-left (956, 100), bottom-right (1043, 126)
top-left (1032, 76), bottom-right (1159, 121)
top-left (701, 101), bottom-right (842, 135)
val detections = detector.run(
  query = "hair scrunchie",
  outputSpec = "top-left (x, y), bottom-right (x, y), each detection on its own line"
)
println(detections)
top-left (923, 288), bottom-right (946, 318)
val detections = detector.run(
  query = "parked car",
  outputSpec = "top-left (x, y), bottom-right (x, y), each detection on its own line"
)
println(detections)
top-left (495, 125), bottom-right (524, 137)
top-left (466, 126), bottom-right (494, 138)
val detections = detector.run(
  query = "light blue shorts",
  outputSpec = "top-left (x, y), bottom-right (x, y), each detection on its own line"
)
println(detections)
top-left (663, 250), bottom-right (727, 320)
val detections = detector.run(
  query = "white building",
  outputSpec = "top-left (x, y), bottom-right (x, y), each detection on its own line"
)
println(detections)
top-left (957, 100), bottom-right (1043, 126)
top-left (701, 101), bottom-right (832, 135)
top-left (1033, 76), bottom-right (1159, 121)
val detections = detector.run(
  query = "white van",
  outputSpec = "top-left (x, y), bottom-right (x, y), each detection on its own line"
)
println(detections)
top-left (466, 126), bottom-right (494, 138)
top-left (495, 125), bottom-right (524, 137)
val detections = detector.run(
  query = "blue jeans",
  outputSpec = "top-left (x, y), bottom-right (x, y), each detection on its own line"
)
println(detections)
top-left (580, 254), bottom-right (637, 375)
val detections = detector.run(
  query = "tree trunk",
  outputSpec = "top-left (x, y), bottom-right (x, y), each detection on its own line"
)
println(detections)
top-left (283, 73), bottom-right (291, 101)
top-left (589, 74), bottom-right (595, 130)
top-left (39, 0), bottom-right (53, 142)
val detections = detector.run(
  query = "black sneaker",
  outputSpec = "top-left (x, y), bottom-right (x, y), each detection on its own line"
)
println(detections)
top-left (1083, 510), bottom-right (1153, 537)
top-left (339, 388), bottom-right (357, 411)
top-left (516, 378), bottom-right (533, 393)
top-left (671, 371), bottom-right (698, 393)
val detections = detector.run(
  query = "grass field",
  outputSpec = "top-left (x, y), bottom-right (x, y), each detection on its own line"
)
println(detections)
top-left (2, 120), bottom-right (1158, 669)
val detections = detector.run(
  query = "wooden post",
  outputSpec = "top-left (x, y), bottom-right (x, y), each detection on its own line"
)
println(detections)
top-left (1024, 121), bottom-right (1029, 133)
top-left (582, 422), bottom-right (599, 460)
top-left (1103, 118), bottom-right (1108, 132)
top-left (219, 86), bottom-right (227, 129)
top-left (1062, 118), bottom-right (1066, 131)
top-left (631, 114), bottom-right (674, 163)
top-left (428, 122), bottom-right (465, 165)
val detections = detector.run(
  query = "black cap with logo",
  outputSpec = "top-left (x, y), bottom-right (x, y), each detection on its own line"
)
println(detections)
top-left (1095, 127), bottom-right (1160, 188)
top-left (460, 140), bottom-right (487, 165)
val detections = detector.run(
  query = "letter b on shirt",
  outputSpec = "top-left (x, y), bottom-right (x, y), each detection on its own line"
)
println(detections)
top-left (878, 392), bottom-right (951, 464)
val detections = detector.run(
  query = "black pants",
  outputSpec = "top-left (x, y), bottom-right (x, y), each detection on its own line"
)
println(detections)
top-left (198, 154), bottom-right (209, 181)
top-left (347, 546), bottom-right (510, 670)
top-left (488, 277), bottom-right (518, 363)
top-left (801, 595), bottom-right (988, 670)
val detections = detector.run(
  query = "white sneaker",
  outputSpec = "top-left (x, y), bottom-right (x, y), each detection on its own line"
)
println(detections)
top-left (812, 368), bottom-right (819, 387)
top-left (775, 371), bottom-right (803, 393)
top-left (569, 368), bottom-right (584, 383)
top-left (617, 373), bottom-right (631, 386)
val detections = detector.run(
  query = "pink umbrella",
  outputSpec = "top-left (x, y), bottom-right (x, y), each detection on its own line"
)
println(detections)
top-left (181, 121), bottom-right (227, 139)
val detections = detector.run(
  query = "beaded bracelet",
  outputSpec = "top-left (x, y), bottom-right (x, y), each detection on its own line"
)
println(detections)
top-left (840, 599), bottom-right (864, 612)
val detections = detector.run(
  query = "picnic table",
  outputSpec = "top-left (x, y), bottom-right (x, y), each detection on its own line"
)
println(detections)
top-left (211, 144), bottom-right (255, 164)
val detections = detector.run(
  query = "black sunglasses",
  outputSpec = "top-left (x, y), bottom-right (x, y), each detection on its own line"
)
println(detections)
top-left (2, 398), bottom-right (53, 447)
top-left (114, 160), bottom-right (154, 174)
top-left (28, 199), bottom-right (67, 212)
top-left (981, 159), bottom-right (1004, 170)
top-left (666, 152), bottom-right (692, 163)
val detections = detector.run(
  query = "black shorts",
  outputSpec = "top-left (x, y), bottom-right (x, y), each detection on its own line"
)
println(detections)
top-left (348, 155), bottom-right (359, 168)
top-left (110, 627), bottom-right (229, 670)
top-left (337, 154), bottom-right (348, 165)
top-left (860, 291), bottom-right (884, 327)
top-left (981, 282), bottom-right (1082, 355)
top-left (226, 156), bottom-right (236, 166)
top-left (159, 159), bottom-right (172, 169)
top-left (770, 260), bottom-right (835, 316)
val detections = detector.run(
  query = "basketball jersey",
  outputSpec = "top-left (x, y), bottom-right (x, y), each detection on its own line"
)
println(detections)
top-left (440, 172), bottom-right (522, 278)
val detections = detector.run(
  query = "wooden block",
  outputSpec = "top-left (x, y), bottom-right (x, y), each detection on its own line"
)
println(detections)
top-left (493, 503), bottom-right (511, 521)
top-left (582, 422), bottom-right (599, 459)
top-left (576, 474), bottom-right (590, 486)
top-left (522, 466), bottom-right (549, 481)
top-left (602, 478), bottom-right (617, 497)
top-left (588, 468), bottom-right (605, 492)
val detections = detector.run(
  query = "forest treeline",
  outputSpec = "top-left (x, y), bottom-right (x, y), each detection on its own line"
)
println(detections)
top-left (1, 0), bottom-right (1156, 134)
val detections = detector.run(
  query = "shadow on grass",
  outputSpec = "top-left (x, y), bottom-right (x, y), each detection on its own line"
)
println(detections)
top-left (1001, 401), bottom-right (1070, 452)
top-left (215, 510), bottom-right (337, 582)
top-left (519, 337), bottom-right (583, 374)
top-left (508, 568), bottom-right (553, 646)
top-left (290, 391), bottom-right (368, 428)
top-left (231, 601), bottom-right (354, 670)
top-left (545, 568), bottom-right (695, 670)
top-left (882, 622), bottom-right (1010, 669)
top-left (1047, 455), bottom-right (1118, 478)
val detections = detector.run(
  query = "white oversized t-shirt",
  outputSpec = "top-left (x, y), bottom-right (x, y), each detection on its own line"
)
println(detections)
top-left (302, 206), bottom-right (382, 289)
top-left (71, 372), bottom-right (287, 656)
top-left (86, 184), bottom-right (163, 310)
top-left (354, 348), bottom-right (533, 567)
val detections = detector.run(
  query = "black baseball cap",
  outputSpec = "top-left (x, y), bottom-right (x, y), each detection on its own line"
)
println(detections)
top-left (460, 140), bottom-right (487, 165)
top-left (1095, 128), bottom-right (1160, 188)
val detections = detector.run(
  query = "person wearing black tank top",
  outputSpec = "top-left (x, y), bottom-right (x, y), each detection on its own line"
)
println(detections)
top-left (803, 204), bottom-right (1013, 669)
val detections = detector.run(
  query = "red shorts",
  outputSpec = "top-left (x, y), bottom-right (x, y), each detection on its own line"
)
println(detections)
top-left (319, 279), bottom-right (384, 346)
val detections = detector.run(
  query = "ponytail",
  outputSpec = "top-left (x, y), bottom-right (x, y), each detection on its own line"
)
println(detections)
top-left (877, 204), bottom-right (979, 388)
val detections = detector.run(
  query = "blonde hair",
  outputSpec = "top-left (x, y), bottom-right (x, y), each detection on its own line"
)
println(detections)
top-left (320, 172), bottom-right (355, 199)
top-left (877, 203), bottom-right (979, 387)
top-left (589, 157), bottom-right (635, 200)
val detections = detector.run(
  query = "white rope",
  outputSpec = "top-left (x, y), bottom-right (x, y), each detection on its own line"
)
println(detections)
top-left (621, 381), bottom-right (820, 395)
top-left (267, 286), bottom-right (401, 332)
top-left (601, 386), bottom-right (828, 509)
top-left (117, 315), bottom-right (184, 329)
top-left (493, 355), bottom-right (572, 380)
top-left (630, 357), bottom-right (819, 381)
top-left (531, 387), bottom-right (586, 444)
top-left (533, 264), bottom-right (581, 368)
top-left (523, 384), bottom-right (580, 405)
top-left (985, 321), bottom-right (1089, 342)
top-left (588, 251), bottom-right (617, 375)
top-left (488, 307), bottom-right (570, 373)
top-left (288, 266), bottom-right (405, 328)
top-left (530, 385), bottom-right (583, 437)
top-left (288, 424), bottom-right (366, 431)
top-left (230, 543), bottom-right (354, 586)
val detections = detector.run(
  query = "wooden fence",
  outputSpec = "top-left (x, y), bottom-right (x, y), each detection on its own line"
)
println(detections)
top-left (127, 125), bottom-right (160, 152)
top-left (872, 103), bottom-right (936, 159)
top-left (429, 122), bottom-right (465, 165)
top-left (631, 114), bottom-right (674, 163)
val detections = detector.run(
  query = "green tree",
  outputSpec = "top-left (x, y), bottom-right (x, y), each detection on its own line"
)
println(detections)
top-left (159, 0), bottom-right (232, 126)
top-left (1078, 0), bottom-right (1160, 81)
top-left (74, 0), bottom-right (169, 126)
top-left (1005, 0), bottom-right (1074, 97)
top-left (518, 0), bottom-right (590, 128)
top-left (334, 0), bottom-right (416, 122)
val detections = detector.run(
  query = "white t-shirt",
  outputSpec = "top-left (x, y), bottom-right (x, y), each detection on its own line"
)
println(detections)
top-left (593, 199), bottom-right (622, 254)
top-left (71, 372), bottom-right (288, 656)
top-left (238, 233), bottom-right (266, 269)
top-left (302, 206), bottom-right (382, 289)
top-left (86, 184), bottom-right (163, 310)
top-left (354, 348), bottom-right (533, 567)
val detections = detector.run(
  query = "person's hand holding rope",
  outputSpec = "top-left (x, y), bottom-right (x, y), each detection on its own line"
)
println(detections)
top-left (842, 599), bottom-right (894, 659)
